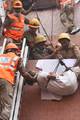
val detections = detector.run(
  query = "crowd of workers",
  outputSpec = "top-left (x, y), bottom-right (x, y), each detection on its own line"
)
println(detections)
top-left (0, 0), bottom-right (80, 119)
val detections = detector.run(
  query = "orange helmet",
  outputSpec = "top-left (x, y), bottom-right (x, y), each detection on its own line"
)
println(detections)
top-left (13, 0), bottom-right (23, 8)
top-left (5, 43), bottom-right (19, 50)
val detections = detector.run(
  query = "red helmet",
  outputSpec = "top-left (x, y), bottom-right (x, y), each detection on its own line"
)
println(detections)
top-left (5, 43), bottom-right (19, 50)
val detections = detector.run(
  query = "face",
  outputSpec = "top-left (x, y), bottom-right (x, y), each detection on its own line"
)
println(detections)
top-left (29, 27), bottom-right (38, 33)
top-left (14, 8), bottom-right (22, 13)
top-left (60, 39), bottom-right (70, 49)
top-left (36, 41), bottom-right (46, 47)
top-left (6, 49), bottom-right (19, 55)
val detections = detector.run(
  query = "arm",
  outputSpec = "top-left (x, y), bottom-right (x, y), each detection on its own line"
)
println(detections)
top-left (53, 45), bottom-right (63, 59)
top-left (17, 58), bottom-right (37, 84)
top-left (3, 15), bottom-right (13, 28)
top-left (73, 45), bottom-right (80, 59)
top-left (21, 3), bottom-right (35, 15)
top-left (24, 18), bottom-right (30, 24)
top-left (42, 52), bottom-right (55, 59)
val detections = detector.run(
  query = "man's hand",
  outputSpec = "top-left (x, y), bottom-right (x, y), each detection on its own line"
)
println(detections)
top-left (18, 58), bottom-right (23, 69)
top-left (47, 72), bottom-right (56, 80)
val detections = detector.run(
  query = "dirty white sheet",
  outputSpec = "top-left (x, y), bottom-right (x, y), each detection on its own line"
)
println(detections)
top-left (36, 59), bottom-right (76, 73)
top-left (36, 59), bottom-right (77, 100)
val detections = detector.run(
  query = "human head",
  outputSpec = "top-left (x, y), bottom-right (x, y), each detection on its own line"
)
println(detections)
top-left (12, 0), bottom-right (23, 13)
top-left (28, 18), bottom-right (40, 32)
top-left (58, 33), bottom-right (70, 49)
top-left (35, 35), bottom-right (46, 44)
top-left (5, 43), bottom-right (19, 55)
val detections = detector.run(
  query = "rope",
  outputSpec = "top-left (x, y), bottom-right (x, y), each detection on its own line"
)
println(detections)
top-left (51, 8), bottom-right (54, 41)
top-left (34, 2), bottom-right (54, 49)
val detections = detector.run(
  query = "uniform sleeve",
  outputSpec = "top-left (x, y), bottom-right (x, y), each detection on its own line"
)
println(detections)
top-left (17, 58), bottom-right (36, 81)
top-left (21, 7), bottom-right (32, 15)
top-left (3, 15), bottom-right (13, 28)
top-left (24, 18), bottom-right (30, 24)
top-left (73, 45), bottom-right (80, 59)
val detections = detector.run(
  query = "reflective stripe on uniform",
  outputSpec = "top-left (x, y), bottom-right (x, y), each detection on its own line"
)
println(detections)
top-left (8, 27), bottom-right (21, 31)
top-left (60, 0), bottom-right (72, 5)
top-left (0, 56), bottom-right (19, 71)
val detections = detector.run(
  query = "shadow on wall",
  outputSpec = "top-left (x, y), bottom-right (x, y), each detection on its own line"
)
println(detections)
top-left (23, 0), bottom-right (58, 10)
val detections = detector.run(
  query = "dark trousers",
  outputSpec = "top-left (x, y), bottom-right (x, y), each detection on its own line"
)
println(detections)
top-left (0, 78), bottom-right (13, 120)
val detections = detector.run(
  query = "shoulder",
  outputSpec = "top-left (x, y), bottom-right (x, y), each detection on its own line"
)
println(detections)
top-left (69, 43), bottom-right (76, 48)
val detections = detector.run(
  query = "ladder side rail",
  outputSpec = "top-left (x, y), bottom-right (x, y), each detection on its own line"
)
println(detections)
top-left (1, 38), bottom-right (7, 54)
top-left (9, 38), bottom-right (26, 120)
top-left (13, 46), bottom-right (28, 120)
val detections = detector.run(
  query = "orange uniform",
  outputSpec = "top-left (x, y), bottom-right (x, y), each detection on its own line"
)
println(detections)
top-left (0, 52), bottom-right (19, 84)
top-left (4, 13), bottom-right (25, 41)
top-left (59, 0), bottom-right (72, 5)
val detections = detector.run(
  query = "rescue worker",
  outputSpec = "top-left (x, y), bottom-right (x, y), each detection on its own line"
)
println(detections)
top-left (0, 43), bottom-right (36, 120)
top-left (3, 0), bottom-right (35, 15)
top-left (3, 0), bottom-right (29, 45)
top-left (29, 34), bottom-right (55, 59)
top-left (36, 65), bottom-right (80, 100)
top-left (59, 0), bottom-right (80, 34)
top-left (55, 33), bottom-right (80, 59)
top-left (24, 18), bottom-right (40, 49)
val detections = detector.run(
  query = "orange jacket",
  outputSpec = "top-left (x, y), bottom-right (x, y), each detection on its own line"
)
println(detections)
top-left (0, 52), bottom-right (19, 84)
top-left (60, 0), bottom-right (72, 5)
top-left (4, 13), bottom-right (25, 41)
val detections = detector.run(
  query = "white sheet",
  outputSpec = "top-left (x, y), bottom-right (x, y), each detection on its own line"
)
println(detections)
top-left (36, 59), bottom-right (76, 73)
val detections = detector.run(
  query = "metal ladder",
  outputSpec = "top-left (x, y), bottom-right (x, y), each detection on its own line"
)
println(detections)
top-left (9, 38), bottom-right (29, 120)
top-left (0, 1), bottom-right (28, 119)
top-left (1, 37), bottom-right (28, 120)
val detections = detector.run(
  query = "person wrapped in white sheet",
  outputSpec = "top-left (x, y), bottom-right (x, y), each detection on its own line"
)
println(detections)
top-left (36, 66), bottom-right (80, 99)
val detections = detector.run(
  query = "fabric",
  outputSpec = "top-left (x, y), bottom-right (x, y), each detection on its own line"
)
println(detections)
top-left (37, 70), bottom-right (78, 99)
top-left (60, 4), bottom-right (74, 31)
top-left (60, 10), bottom-right (74, 29)
top-left (59, 0), bottom-right (72, 5)
top-left (55, 43), bottom-right (80, 58)
top-left (24, 30), bottom-right (37, 48)
top-left (0, 78), bottom-right (13, 120)
top-left (30, 44), bottom-right (53, 59)
top-left (0, 52), bottom-right (19, 84)
top-left (47, 70), bottom-right (78, 96)
top-left (4, 13), bottom-right (25, 41)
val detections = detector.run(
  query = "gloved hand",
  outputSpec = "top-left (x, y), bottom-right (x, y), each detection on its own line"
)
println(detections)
top-left (47, 72), bottom-right (56, 80)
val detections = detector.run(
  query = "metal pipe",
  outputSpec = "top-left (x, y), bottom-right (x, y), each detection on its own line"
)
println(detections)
top-left (1, 38), bottom-right (7, 54)
top-left (35, 11), bottom-right (54, 49)
top-left (51, 8), bottom-right (54, 41)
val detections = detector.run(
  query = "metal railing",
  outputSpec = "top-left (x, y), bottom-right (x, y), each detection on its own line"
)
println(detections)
top-left (1, 38), bottom-right (7, 54)
top-left (9, 38), bottom-right (28, 120)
